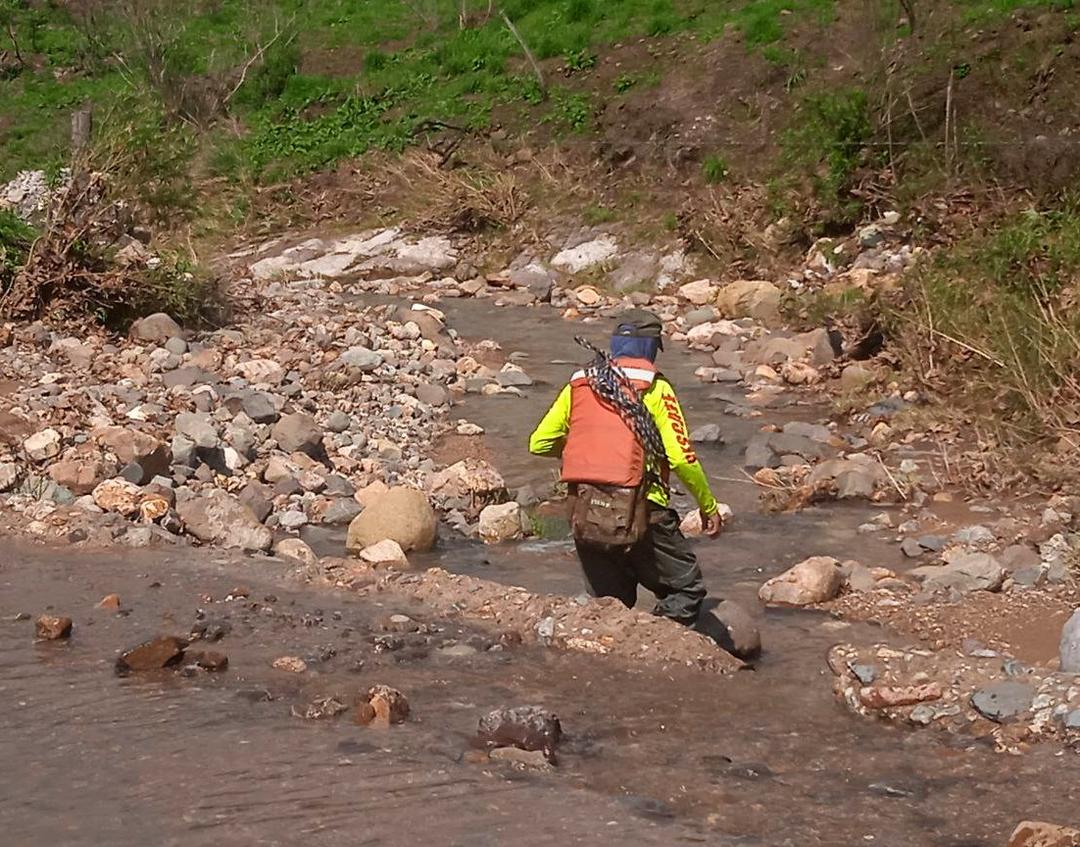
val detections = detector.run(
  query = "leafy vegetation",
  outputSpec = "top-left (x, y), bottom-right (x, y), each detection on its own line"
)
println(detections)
top-left (702, 154), bottom-right (729, 185)
top-left (894, 202), bottom-right (1080, 436)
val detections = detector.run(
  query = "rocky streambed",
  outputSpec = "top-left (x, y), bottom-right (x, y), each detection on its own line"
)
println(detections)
top-left (0, 211), bottom-right (1079, 843)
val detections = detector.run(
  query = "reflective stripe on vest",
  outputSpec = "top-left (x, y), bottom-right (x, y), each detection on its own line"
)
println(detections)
top-left (570, 366), bottom-right (657, 385)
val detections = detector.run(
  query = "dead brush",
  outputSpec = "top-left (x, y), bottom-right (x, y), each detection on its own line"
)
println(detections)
top-left (0, 140), bottom-right (215, 327)
top-left (676, 183), bottom-right (779, 276)
top-left (391, 151), bottom-right (528, 234)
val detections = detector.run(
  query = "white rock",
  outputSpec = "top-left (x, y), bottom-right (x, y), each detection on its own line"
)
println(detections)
top-left (551, 237), bottom-right (619, 274)
top-left (359, 539), bottom-right (410, 568)
top-left (678, 279), bottom-right (718, 306)
top-left (24, 428), bottom-right (62, 462)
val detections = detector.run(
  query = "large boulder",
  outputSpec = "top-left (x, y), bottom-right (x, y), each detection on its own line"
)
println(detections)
top-left (1061, 609), bottom-right (1080, 673)
top-left (346, 486), bottom-right (437, 553)
top-left (715, 280), bottom-right (782, 326)
top-left (697, 600), bottom-right (761, 660)
top-left (176, 489), bottom-right (273, 552)
top-left (759, 556), bottom-right (843, 606)
top-left (678, 279), bottom-right (719, 306)
top-left (808, 455), bottom-right (888, 500)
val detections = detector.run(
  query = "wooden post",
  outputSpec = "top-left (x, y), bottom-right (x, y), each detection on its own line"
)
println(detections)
top-left (71, 107), bottom-right (93, 153)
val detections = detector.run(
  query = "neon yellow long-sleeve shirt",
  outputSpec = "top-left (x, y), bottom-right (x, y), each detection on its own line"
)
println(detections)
top-left (528, 376), bottom-right (719, 515)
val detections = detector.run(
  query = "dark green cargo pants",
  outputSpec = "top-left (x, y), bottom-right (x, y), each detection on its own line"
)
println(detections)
top-left (574, 506), bottom-right (707, 626)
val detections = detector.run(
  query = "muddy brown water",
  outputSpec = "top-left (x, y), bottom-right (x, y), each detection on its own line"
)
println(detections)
top-left (3, 296), bottom-right (1079, 845)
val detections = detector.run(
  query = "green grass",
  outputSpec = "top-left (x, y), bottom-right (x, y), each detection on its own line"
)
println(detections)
top-left (895, 201), bottom-right (1080, 432)
top-left (702, 154), bottom-right (729, 184)
top-left (0, 0), bottom-right (843, 182)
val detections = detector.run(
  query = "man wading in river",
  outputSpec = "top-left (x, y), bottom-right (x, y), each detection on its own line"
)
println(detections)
top-left (529, 309), bottom-right (722, 628)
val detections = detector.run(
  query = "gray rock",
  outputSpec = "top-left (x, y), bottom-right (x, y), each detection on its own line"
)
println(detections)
top-left (913, 552), bottom-right (1005, 594)
top-left (415, 383), bottom-right (449, 407)
top-left (509, 264), bottom-right (556, 301)
top-left (1064, 710), bottom-right (1080, 730)
top-left (323, 475), bottom-right (355, 497)
top-left (278, 510), bottom-right (308, 531)
top-left (852, 664), bottom-right (878, 684)
top-left (952, 525), bottom-right (995, 547)
top-left (970, 681), bottom-right (1033, 723)
top-left (477, 706), bottom-right (561, 758)
top-left (1012, 565), bottom-right (1046, 588)
top-left (608, 251), bottom-right (658, 292)
top-left (684, 307), bottom-right (718, 328)
top-left (171, 434), bottom-right (198, 467)
top-left (161, 367), bottom-right (217, 389)
top-left (339, 346), bottom-right (383, 373)
top-left (323, 498), bottom-right (362, 526)
top-left (767, 432), bottom-right (829, 460)
top-left (782, 421), bottom-right (833, 443)
top-left (272, 413), bottom-right (324, 458)
top-left (900, 538), bottom-right (926, 558)
top-left (224, 391), bottom-right (280, 424)
top-left (1061, 609), bottom-right (1080, 673)
top-left (238, 482), bottom-right (273, 523)
top-left (690, 423), bottom-right (723, 443)
top-left (176, 489), bottom-right (272, 552)
top-left (325, 410), bottom-right (352, 433)
top-left (164, 336), bottom-right (188, 355)
top-left (175, 412), bottom-right (220, 449)
top-left (496, 369), bottom-right (533, 388)
top-left (131, 313), bottom-right (182, 344)
top-left (1000, 544), bottom-right (1041, 572)
top-left (696, 600), bottom-right (760, 660)
top-left (744, 435), bottom-right (777, 471)
top-left (916, 535), bottom-right (946, 552)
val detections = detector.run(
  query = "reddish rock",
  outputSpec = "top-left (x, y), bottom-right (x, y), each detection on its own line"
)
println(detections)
top-left (115, 635), bottom-right (187, 674)
top-left (759, 556), bottom-right (843, 606)
top-left (858, 683), bottom-right (943, 710)
top-left (354, 685), bottom-right (410, 727)
top-left (35, 615), bottom-right (73, 640)
top-left (186, 650), bottom-right (229, 672)
top-left (272, 656), bottom-right (307, 673)
top-left (1007, 822), bottom-right (1080, 847)
top-left (96, 594), bottom-right (121, 610)
top-left (48, 457), bottom-right (106, 495)
top-left (477, 705), bottom-right (562, 759)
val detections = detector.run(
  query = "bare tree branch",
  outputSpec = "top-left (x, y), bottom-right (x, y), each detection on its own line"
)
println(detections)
top-left (499, 9), bottom-right (545, 98)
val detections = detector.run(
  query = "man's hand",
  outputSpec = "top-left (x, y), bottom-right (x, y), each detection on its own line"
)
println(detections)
top-left (701, 509), bottom-right (723, 538)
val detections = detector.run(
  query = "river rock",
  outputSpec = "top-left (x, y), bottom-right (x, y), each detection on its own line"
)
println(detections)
top-left (759, 556), bottom-right (843, 606)
top-left (272, 413), bottom-right (324, 458)
top-left (678, 279), bottom-right (718, 306)
top-left (355, 685), bottom-right (410, 727)
top-left (346, 486), bottom-right (436, 553)
top-left (323, 498), bottom-right (362, 526)
top-left (1061, 609), bottom-right (1080, 673)
top-left (49, 458), bottom-right (105, 495)
top-left (92, 478), bottom-right (142, 516)
top-left (697, 600), bottom-right (760, 660)
top-left (35, 614), bottom-right (73, 640)
top-left (130, 313), bottom-right (181, 344)
top-left (24, 428), bottom-right (61, 462)
top-left (913, 552), bottom-right (1005, 594)
top-left (428, 458), bottom-right (506, 505)
top-left (690, 423), bottom-right (723, 443)
top-left (224, 390), bottom-right (280, 424)
top-left (115, 635), bottom-right (187, 674)
top-left (477, 706), bottom-right (562, 759)
top-left (175, 412), bottom-right (220, 449)
top-left (840, 363), bottom-right (876, 391)
top-left (358, 539), bottom-right (409, 568)
top-left (339, 346), bottom-right (383, 373)
top-left (971, 681), bottom-right (1033, 722)
top-left (0, 461), bottom-right (20, 492)
top-left (808, 455), bottom-right (886, 499)
top-left (274, 538), bottom-right (318, 568)
top-left (237, 358), bottom-right (284, 385)
top-left (715, 280), bottom-right (781, 325)
top-left (479, 502), bottom-right (522, 544)
top-left (176, 489), bottom-right (273, 552)
top-left (1006, 821), bottom-right (1080, 847)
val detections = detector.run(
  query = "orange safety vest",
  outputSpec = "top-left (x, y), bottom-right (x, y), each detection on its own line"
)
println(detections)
top-left (561, 357), bottom-right (659, 488)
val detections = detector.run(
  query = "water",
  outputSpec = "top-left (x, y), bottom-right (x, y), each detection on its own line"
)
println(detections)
top-left (2, 296), bottom-right (1078, 845)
